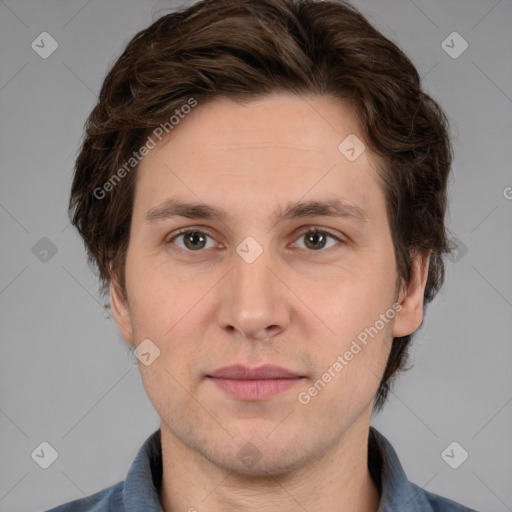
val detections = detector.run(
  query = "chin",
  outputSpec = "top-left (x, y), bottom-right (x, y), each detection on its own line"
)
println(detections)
top-left (204, 430), bottom-right (317, 478)
top-left (214, 448), bottom-right (312, 478)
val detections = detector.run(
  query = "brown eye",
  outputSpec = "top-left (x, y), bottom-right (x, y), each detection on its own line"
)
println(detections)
top-left (292, 228), bottom-right (342, 251)
top-left (304, 230), bottom-right (328, 250)
top-left (169, 230), bottom-right (216, 251)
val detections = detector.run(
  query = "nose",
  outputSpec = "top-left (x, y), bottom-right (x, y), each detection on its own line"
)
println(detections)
top-left (216, 243), bottom-right (291, 343)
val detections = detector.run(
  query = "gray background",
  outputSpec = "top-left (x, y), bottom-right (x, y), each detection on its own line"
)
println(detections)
top-left (0, 0), bottom-right (511, 511)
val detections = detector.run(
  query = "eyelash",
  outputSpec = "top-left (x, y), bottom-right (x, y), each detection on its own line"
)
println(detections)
top-left (166, 226), bottom-right (345, 253)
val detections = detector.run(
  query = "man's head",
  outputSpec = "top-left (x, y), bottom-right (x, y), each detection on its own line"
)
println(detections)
top-left (70, 0), bottom-right (452, 453)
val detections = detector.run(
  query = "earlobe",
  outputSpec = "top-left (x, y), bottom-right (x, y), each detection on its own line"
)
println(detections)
top-left (110, 279), bottom-right (135, 345)
top-left (392, 250), bottom-right (431, 338)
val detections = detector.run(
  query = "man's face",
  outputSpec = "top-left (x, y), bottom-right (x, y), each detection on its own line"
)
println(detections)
top-left (112, 93), bottom-right (421, 475)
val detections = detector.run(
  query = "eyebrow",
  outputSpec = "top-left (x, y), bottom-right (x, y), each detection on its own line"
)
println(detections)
top-left (144, 197), bottom-right (368, 225)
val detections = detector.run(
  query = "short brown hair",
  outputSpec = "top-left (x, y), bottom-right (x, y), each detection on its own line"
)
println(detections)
top-left (69, 0), bottom-right (453, 411)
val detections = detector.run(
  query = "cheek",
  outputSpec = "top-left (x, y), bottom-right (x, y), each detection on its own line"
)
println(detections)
top-left (125, 252), bottom-right (211, 382)
top-left (299, 252), bottom-right (397, 400)
top-left (125, 249), bottom-right (187, 332)
top-left (298, 319), bottom-right (393, 421)
top-left (318, 263), bottom-right (397, 341)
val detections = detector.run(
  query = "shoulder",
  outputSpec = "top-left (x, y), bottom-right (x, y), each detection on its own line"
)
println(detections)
top-left (410, 482), bottom-right (480, 512)
top-left (369, 427), bottom-right (480, 512)
top-left (42, 429), bottom-right (162, 512)
top-left (42, 481), bottom-right (124, 512)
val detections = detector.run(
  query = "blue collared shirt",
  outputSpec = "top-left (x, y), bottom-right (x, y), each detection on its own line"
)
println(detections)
top-left (44, 427), bottom-right (479, 511)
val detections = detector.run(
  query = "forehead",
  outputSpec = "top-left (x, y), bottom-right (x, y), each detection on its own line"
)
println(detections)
top-left (134, 93), bottom-right (386, 225)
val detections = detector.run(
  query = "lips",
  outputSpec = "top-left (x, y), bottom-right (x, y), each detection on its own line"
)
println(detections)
top-left (207, 364), bottom-right (301, 380)
top-left (207, 364), bottom-right (304, 401)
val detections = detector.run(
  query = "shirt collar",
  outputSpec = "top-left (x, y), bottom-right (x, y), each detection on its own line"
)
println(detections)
top-left (369, 426), bottom-right (438, 511)
top-left (121, 426), bottom-right (435, 511)
top-left (122, 428), bottom-right (163, 511)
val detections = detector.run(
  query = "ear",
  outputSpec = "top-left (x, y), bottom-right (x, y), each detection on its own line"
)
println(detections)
top-left (110, 277), bottom-right (135, 345)
top-left (392, 250), bottom-right (431, 338)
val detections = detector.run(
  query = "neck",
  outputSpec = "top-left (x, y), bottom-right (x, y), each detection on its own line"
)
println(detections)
top-left (158, 416), bottom-right (380, 512)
